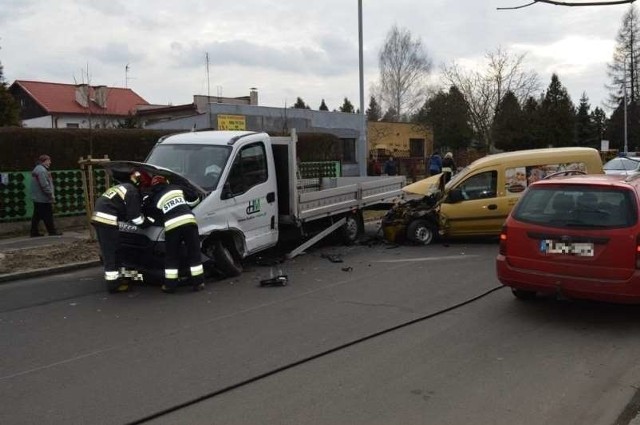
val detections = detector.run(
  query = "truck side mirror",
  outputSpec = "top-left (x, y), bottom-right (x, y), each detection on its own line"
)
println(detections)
top-left (221, 182), bottom-right (234, 200)
top-left (447, 188), bottom-right (464, 203)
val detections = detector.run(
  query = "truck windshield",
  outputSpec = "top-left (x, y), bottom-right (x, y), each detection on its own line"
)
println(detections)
top-left (146, 144), bottom-right (232, 191)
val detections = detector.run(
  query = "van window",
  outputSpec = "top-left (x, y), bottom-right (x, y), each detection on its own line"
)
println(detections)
top-left (512, 186), bottom-right (637, 228)
top-left (226, 142), bottom-right (268, 196)
top-left (505, 163), bottom-right (587, 196)
top-left (458, 171), bottom-right (497, 200)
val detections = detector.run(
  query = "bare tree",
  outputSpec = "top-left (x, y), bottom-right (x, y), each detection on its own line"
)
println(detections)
top-left (441, 47), bottom-right (540, 151)
top-left (378, 25), bottom-right (432, 121)
top-left (606, 5), bottom-right (640, 108)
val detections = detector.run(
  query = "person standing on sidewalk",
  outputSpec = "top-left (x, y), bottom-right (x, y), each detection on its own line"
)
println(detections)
top-left (147, 175), bottom-right (204, 294)
top-left (30, 154), bottom-right (61, 237)
top-left (91, 170), bottom-right (149, 293)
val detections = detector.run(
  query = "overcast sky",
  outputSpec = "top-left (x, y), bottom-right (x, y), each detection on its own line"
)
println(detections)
top-left (1, 0), bottom-right (633, 114)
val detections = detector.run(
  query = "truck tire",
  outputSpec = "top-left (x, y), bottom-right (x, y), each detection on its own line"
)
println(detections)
top-left (341, 212), bottom-right (364, 245)
top-left (213, 239), bottom-right (243, 277)
top-left (406, 219), bottom-right (436, 245)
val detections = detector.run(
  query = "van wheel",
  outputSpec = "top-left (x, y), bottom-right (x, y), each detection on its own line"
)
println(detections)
top-left (341, 212), bottom-right (364, 245)
top-left (406, 219), bottom-right (435, 245)
top-left (213, 240), bottom-right (243, 277)
top-left (511, 288), bottom-right (536, 301)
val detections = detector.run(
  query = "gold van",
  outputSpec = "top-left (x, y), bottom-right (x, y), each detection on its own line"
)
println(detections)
top-left (382, 147), bottom-right (604, 245)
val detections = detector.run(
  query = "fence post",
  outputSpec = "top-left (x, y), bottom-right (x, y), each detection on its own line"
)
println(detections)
top-left (78, 155), bottom-right (110, 241)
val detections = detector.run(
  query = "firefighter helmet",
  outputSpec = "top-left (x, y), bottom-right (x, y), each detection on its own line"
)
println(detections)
top-left (151, 175), bottom-right (168, 186)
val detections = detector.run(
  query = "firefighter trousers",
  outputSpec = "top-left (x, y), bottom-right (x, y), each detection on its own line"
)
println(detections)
top-left (164, 223), bottom-right (204, 288)
top-left (93, 223), bottom-right (120, 281)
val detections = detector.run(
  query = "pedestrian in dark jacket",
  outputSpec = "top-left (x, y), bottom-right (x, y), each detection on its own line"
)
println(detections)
top-left (384, 156), bottom-right (398, 176)
top-left (428, 151), bottom-right (442, 176)
top-left (148, 175), bottom-right (204, 293)
top-left (442, 152), bottom-right (456, 184)
top-left (91, 170), bottom-right (149, 293)
top-left (30, 154), bottom-right (61, 237)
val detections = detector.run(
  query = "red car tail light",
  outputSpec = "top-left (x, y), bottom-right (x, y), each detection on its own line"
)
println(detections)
top-left (636, 235), bottom-right (640, 269)
top-left (499, 225), bottom-right (507, 255)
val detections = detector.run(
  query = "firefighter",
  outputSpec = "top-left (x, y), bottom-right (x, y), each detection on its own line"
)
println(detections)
top-left (91, 170), bottom-right (150, 293)
top-left (148, 175), bottom-right (204, 293)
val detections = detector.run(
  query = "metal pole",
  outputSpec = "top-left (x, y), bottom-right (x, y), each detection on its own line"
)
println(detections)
top-left (623, 59), bottom-right (628, 155)
top-left (358, 0), bottom-right (367, 176)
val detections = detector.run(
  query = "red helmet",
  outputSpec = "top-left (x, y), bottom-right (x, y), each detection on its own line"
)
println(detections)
top-left (151, 175), bottom-right (168, 186)
top-left (130, 170), bottom-right (152, 187)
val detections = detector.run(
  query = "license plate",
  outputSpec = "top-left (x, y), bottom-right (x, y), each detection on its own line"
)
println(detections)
top-left (540, 240), bottom-right (594, 256)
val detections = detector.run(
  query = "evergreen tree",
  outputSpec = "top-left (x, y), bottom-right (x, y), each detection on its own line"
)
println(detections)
top-left (575, 93), bottom-right (596, 147)
top-left (606, 100), bottom-right (640, 152)
top-left (492, 91), bottom-right (525, 151)
top-left (381, 106), bottom-right (398, 122)
top-left (366, 96), bottom-right (382, 121)
top-left (591, 107), bottom-right (607, 147)
top-left (319, 99), bottom-right (329, 111)
top-left (339, 97), bottom-right (355, 113)
top-left (521, 96), bottom-right (544, 149)
top-left (292, 97), bottom-right (310, 109)
top-left (0, 59), bottom-right (20, 127)
top-left (415, 86), bottom-right (473, 151)
top-left (538, 74), bottom-right (576, 147)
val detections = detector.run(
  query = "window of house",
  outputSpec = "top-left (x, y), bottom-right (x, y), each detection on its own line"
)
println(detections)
top-left (410, 138), bottom-right (425, 158)
top-left (66, 123), bottom-right (80, 128)
top-left (342, 138), bottom-right (356, 163)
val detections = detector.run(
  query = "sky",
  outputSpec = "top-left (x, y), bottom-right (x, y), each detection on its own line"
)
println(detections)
top-left (0, 0), bottom-right (633, 114)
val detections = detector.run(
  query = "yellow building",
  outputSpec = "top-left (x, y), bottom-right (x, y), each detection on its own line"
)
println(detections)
top-left (368, 121), bottom-right (433, 159)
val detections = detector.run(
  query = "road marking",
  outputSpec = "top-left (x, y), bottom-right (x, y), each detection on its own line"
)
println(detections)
top-left (374, 255), bottom-right (478, 263)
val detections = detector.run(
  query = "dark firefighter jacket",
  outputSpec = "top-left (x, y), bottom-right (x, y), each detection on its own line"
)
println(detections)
top-left (150, 184), bottom-right (200, 231)
top-left (91, 182), bottom-right (144, 227)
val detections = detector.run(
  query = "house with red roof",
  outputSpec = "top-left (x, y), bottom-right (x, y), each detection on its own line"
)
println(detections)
top-left (9, 80), bottom-right (150, 128)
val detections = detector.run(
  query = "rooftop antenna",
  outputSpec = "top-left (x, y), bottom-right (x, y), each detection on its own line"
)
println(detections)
top-left (125, 64), bottom-right (130, 88)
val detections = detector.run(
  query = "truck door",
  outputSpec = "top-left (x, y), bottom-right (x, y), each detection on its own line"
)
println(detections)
top-left (220, 141), bottom-right (278, 253)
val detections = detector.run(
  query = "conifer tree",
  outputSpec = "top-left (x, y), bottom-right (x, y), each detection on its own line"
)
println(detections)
top-left (366, 96), bottom-right (382, 121)
top-left (538, 74), bottom-right (576, 147)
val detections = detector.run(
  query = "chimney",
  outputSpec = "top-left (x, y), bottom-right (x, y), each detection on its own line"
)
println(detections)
top-left (250, 87), bottom-right (258, 106)
top-left (94, 85), bottom-right (108, 108)
top-left (75, 84), bottom-right (89, 107)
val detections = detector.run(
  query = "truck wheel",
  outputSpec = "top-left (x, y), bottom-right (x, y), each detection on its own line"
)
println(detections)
top-left (213, 239), bottom-right (243, 277)
top-left (406, 219), bottom-right (436, 245)
top-left (341, 212), bottom-right (364, 245)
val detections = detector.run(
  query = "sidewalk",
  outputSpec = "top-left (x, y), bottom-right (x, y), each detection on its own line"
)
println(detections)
top-left (0, 229), bottom-right (101, 283)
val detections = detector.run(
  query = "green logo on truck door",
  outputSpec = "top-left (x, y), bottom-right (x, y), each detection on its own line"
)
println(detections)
top-left (246, 199), bottom-right (261, 215)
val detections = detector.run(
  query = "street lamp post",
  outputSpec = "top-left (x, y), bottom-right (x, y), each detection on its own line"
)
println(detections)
top-left (358, 0), bottom-right (367, 176)
top-left (624, 59), bottom-right (629, 155)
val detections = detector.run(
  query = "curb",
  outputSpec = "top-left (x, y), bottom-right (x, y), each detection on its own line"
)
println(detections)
top-left (0, 260), bottom-right (101, 284)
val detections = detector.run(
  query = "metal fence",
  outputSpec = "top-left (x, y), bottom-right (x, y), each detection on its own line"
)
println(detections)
top-left (0, 169), bottom-right (108, 222)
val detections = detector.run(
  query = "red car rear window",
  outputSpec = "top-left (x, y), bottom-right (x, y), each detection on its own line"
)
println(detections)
top-left (512, 186), bottom-right (637, 229)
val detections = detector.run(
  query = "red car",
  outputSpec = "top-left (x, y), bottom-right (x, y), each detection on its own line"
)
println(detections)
top-left (496, 174), bottom-right (640, 303)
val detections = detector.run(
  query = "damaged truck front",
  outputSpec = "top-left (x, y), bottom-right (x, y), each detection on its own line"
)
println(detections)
top-left (104, 129), bottom-right (406, 282)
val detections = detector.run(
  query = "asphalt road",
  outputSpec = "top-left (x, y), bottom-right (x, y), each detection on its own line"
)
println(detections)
top-left (2, 227), bottom-right (640, 425)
